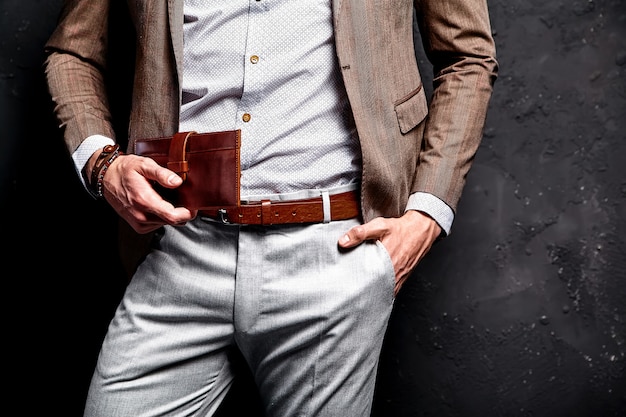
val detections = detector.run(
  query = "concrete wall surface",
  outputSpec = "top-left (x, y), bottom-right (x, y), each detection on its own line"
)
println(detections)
top-left (2, 0), bottom-right (624, 416)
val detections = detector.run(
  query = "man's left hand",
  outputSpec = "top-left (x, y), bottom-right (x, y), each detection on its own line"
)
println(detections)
top-left (338, 210), bottom-right (442, 296)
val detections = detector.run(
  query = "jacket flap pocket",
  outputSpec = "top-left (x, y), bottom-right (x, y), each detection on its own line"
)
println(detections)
top-left (394, 86), bottom-right (428, 134)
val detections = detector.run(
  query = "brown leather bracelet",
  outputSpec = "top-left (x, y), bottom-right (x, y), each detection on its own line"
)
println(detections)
top-left (89, 144), bottom-right (122, 198)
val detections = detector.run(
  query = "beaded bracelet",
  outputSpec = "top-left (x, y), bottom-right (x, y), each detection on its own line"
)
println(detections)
top-left (89, 144), bottom-right (123, 199)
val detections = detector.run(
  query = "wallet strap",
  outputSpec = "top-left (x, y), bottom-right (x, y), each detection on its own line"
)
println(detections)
top-left (167, 131), bottom-right (196, 181)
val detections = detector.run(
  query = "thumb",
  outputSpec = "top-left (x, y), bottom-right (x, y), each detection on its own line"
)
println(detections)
top-left (164, 172), bottom-right (183, 188)
top-left (152, 165), bottom-right (183, 189)
top-left (136, 156), bottom-right (183, 189)
top-left (338, 224), bottom-right (369, 248)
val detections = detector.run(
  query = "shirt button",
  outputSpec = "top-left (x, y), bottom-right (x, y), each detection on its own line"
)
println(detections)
top-left (250, 55), bottom-right (259, 64)
top-left (242, 113), bottom-right (251, 122)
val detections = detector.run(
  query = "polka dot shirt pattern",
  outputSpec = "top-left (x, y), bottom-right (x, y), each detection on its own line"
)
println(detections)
top-left (179, 0), bottom-right (361, 199)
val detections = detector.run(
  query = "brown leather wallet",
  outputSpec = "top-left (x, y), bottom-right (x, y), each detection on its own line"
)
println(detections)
top-left (134, 130), bottom-right (241, 209)
top-left (199, 190), bottom-right (361, 225)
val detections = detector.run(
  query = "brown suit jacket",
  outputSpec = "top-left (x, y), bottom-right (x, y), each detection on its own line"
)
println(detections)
top-left (45, 0), bottom-right (497, 221)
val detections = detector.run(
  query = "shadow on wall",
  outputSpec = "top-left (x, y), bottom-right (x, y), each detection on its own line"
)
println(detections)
top-left (2, 0), bottom-right (625, 416)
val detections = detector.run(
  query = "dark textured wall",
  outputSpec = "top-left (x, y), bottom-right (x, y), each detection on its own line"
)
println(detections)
top-left (373, 1), bottom-right (626, 416)
top-left (3, 1), bottom-right (624, 416)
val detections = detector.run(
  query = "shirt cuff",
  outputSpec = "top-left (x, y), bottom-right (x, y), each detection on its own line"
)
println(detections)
top-left (71, 135), bottom-right (116, 189)
top-left (405, 192), bottom-right (454, 236)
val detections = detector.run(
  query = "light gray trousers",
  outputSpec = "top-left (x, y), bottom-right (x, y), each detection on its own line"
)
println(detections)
top-left (84, 216), bottom-right (395, 417)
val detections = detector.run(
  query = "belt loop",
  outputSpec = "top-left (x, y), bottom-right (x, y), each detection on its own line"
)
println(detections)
top-left (261, 200), bottom-right (272, 225)
top-left (321, 190), bottom-right (331, 223)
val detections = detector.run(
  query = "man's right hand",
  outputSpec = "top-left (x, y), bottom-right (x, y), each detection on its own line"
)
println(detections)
top-left (87, 151), bottom-right (196, 234)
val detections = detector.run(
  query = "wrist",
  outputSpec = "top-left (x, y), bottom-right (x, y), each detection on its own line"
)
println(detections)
top-left (85, 144), bottom-right (123, 199)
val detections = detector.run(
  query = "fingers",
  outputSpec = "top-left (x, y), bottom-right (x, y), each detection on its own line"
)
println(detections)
top-left (103, 154), bottom-right (195, 231)
top-left (124, 207), bottom-right (195, 234)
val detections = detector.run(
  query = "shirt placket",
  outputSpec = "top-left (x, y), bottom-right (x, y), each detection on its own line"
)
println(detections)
top-left (237, 0), bottom-right (266, 176)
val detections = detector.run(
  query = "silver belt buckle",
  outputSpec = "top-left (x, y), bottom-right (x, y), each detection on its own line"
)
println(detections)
top-left (217, 208), bottom-right (230, 224)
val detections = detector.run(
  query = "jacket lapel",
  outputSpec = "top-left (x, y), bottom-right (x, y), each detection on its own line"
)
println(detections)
top-left (333, 0), bottom-right (342, 27)
top-left (168, 0), bottom-right (184, 98)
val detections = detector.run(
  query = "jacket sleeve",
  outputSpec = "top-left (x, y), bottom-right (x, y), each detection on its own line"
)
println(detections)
top-left (44, 0), bottom-right (116, 154)
top-left (412, 0), bottom-right (498, 212)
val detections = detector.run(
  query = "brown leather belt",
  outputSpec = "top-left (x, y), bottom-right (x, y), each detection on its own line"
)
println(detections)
top-left (199, 190), bottom-right (360, 225)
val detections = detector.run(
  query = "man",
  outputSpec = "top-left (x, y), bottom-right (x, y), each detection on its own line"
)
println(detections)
top-left (45, 0), bottom-right (497, 416)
